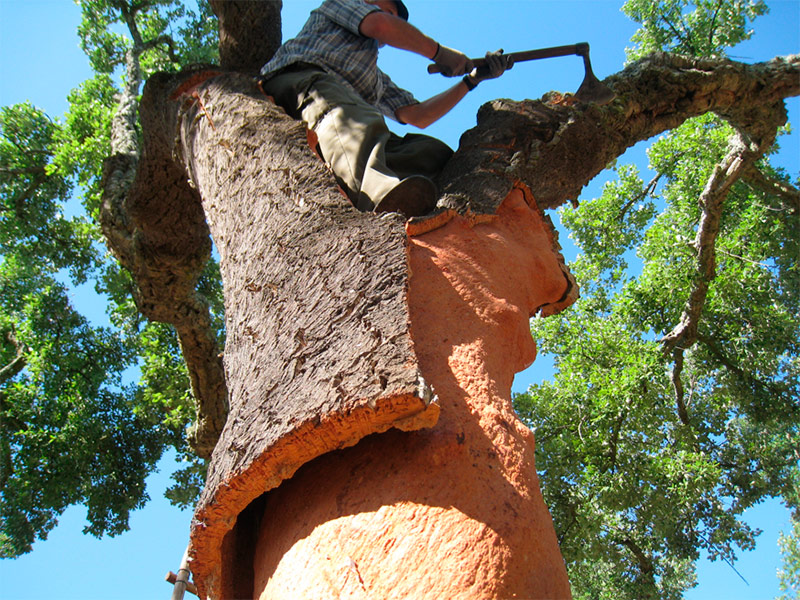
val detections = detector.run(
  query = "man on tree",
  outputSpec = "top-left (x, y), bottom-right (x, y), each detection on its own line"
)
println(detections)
top-left (260, 0), bottom-right (513, 217)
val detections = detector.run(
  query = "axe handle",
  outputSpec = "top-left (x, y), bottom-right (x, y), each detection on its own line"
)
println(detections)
top-left (427, 42), bottom-right (589, 74)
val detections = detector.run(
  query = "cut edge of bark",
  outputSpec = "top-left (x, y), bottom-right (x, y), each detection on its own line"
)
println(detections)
top-left (407, 182), bottom-right (579, 318)
top-left (516, 182), bottom-right (579, 317)
top-left (189, 389), bottom-right (439, 599)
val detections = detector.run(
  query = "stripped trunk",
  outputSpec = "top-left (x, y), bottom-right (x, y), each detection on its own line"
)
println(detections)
top-left (123, 8), bottom-right (798, 595)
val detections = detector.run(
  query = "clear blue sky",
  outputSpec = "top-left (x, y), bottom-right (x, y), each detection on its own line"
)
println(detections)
top-left (0, 1), bottom-right (797, 599)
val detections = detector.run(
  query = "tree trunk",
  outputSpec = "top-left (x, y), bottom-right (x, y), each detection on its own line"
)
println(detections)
top-left (136, 71), bottom-right (441, 598)
top-left (123, 46), bottom-right (798, 598)
top-left (251, 188), bottom-right (574, 599)
top-left (210, 0), bottom-right (282, 73)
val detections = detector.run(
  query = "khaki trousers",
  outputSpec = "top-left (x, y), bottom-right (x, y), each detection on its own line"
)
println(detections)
top-left (262, 65), bottom-right (454, 211)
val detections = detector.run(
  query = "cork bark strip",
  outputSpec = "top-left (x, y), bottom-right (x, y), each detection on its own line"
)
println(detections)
top-left (137, 72), bottom-right (440, 597)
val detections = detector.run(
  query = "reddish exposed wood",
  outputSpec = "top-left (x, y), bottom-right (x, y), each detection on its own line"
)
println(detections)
top-left (250, 189), bottom-right (574, 599)
top-left (169, 71), bottom-right (225, 101)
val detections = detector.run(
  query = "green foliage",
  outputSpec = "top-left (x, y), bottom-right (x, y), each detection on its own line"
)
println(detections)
top-left (515, 4), bottom-right (798, 598)
top-left (0, 104), bottom-right (160, 557)
top-left (0, 104), bottom-right (96, 280)
top-left (0, 0), bottom-right (220, 556)
top-left (777, 516), bottom-right (800, 600)
top-left (78, 0), bottom-right (218, 75)
top-left (622, 0), bottom-right (768, 60)
top-left (517, 123), bottom-right (799, 596)
top-left (51, 75), bottom-right (116, 216)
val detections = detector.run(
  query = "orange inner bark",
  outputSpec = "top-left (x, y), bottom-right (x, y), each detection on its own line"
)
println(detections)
top-left (252, 189), bottom-right (572, 599)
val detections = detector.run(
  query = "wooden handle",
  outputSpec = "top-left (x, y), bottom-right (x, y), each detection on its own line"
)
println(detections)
top-left (428, 43), bottom-right (588, 75)
top-left (166, 570), bottom-right (198, 597)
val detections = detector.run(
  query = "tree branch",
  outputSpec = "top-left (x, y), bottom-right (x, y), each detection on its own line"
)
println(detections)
top-left (0, 330), bottom-right (27, 385)
top-left (8, 170), bottom-right (47, 218)
top-left (662, 13), bottom-right (695, 55)
top-left (698, 333), bottom-right (794, 400)
top-left (619, 535), bottom-right (657, 598)
top-left (659, 128), bottom-right (765, 420)
top-left (439, 53), bottom-right (799, 213)
top-left (100, 1), bottom-right (287, 459)
top-left (621, 537), bottom-right (655, 577)
top-left (743, 165), bottom-right (800, 214)
top-left (662, 129), bottom-right (763, 354)
top-left (142, 35), bottom-right (180, 64)
top-left (707, 0), bottom-right (724, 50)
top-left (618, 172), bottom-right (661, 222)
top-left (0, 166), bottom-right (47, 176)
top-left (0, 329), bottom-right (26, 494)
top-left (670, 348), bottom-right (691, 425)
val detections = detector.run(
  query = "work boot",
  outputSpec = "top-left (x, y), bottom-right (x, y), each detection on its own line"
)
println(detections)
top-left (374, 175), bottom-right (438, 218)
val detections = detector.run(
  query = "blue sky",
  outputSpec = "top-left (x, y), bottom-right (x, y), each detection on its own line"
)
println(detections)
top-left (0, 1), bottom-right (798, 598)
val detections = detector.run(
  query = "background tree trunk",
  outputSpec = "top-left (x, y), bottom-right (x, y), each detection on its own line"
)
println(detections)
top-left (210, 0), bottom-right (282, 73)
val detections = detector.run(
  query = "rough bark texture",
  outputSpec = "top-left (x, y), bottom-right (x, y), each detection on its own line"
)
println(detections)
top-left (93, 0), bottom-right (232, 458)
top-left (124, 48), bottom-right (799, 599)
top-left (134, 72), bottom-right (439, 597)
top-left (251, 189), bottom-right (573, 600)
top-left (210, 0), bottom-right (282, 73)
top-left (103, 67), bottom-right (227, 458)
top-left (438, 53), bottom-right (798, 213)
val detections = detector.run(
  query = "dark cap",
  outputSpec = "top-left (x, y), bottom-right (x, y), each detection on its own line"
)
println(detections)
top-left (394, 0), bottom-right (409, 21)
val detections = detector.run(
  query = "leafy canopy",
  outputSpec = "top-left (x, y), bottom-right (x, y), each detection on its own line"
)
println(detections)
top-left (777, 516), bottom-right (800, 600)
top-left (623, 0), bottom-right (768, 59)
top-left (514, 1), bottom-right (799, 598)
top-left (0, 0), bottom-right (220, 558)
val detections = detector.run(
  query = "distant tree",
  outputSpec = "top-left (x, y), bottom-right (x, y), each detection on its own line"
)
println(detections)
top-left (0, 0), bottom-right (219, 558)
top-left (777, 516), bottom-right (800, 600)
top-left (514, 1), bottom-right (799, 598)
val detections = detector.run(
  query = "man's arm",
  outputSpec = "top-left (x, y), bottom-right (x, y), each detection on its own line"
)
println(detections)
top-left (358, 9), bottom-right (473, 128)
top-left (396, 50), bottom-right (515, 129)
top-left (394, 81), bottom-right (470, 129)
top-left (359, 10), bottom-right (439, 60)
top-left (359, 10), bottom-right (472, 77)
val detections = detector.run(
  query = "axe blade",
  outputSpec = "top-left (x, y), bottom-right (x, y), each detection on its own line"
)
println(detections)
top-left (574, 50), bottom-right (616, 105)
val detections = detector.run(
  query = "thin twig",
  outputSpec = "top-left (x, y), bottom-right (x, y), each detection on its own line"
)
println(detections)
top-left (742, 165), bottom-right (800, 213)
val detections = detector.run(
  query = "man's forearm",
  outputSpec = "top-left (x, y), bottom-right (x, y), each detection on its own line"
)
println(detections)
top-left (395, 80), bottom-right (470, 129)
top-left (359, 11), bottom-right (438, 59)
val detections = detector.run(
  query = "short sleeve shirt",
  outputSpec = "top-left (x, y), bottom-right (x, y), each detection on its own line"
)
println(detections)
top-left (260, 0), bottom-right (418, 120)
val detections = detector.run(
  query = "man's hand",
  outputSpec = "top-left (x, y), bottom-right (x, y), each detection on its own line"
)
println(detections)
top-left (432, 44), bottom-right (474, 77)
top-left (465, 49), bottom-right (514, 86)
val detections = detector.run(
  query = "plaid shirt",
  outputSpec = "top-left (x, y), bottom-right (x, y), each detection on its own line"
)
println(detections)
top-left (260, 0), bottom-right (418, 121)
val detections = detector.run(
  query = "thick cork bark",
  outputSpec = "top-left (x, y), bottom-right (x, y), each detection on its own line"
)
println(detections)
top-left (143, 72), bottom-right (440, 598)
top-left (251, 189), bottom-right (573, 599)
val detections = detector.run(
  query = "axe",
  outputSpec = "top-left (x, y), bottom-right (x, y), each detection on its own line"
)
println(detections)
top-left (428, 42), bottom-right (616, 105)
